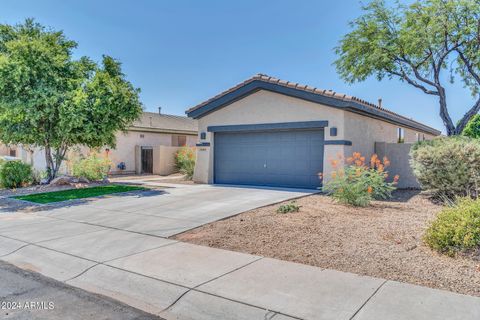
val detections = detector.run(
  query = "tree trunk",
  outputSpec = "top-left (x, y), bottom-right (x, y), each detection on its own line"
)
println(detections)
top-left (454, 98), bottom-right (480, 135)
top-left (44, 145), bottom-right (55, 183)
top-left (438, 89), bottom-right (456, 136)
top-left (44, 146), bottom-right (66, 183)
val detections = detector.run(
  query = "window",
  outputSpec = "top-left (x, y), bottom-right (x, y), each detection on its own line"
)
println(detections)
top-left (172, 135), bottom-right (187, 147)
top-left (416, 132), bottom-right (426, 142)
top-left (397, 128), bottom-right (404, 143)
top-left (9, 149), bottom-right (16, 157)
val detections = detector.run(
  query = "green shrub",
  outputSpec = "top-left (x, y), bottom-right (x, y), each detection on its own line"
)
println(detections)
top-left (0, 160), bottom-right (33, 188)
top-left (424, 197), bottom-right (480, 256)
top-left (323, 153), bottom-right (397, 207)
top-left (277, 201), bottom-right (300, 213)
top-left (410, 137), bottom-right (480, 199)
top-left (175, 147), bottom-right (196, 180)
top-left (462, 114), bottom-right (480, 139)
top-left (72, 153), bottom-right (112, 181)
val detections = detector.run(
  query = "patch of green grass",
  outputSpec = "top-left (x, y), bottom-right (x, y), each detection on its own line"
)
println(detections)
top-left (13, 184), bottom-right (147, 204)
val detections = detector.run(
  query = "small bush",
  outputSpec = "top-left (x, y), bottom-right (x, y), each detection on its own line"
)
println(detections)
top-left (175, 147), bottom-right (196, 180)
top-left (72, 153), bottom-right (112, 181)
top-left (424, 197), bottom-right (480, 256)
top-left (462, 114), bottom-right (480, 139)
top-left (323, 153), bottom-right (397, 207)
top-left (277, 201), bottom-right (300, 214)
top-left (410, 137), bottom-right (480, 200)
top-left (0, 160), bottom-right (33, 188)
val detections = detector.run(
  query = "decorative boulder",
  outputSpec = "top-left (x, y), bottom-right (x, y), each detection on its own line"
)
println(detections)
top-left (50, 176), bottom-right (76, 186)
top-left (77, 177), bottom-right (90, 184)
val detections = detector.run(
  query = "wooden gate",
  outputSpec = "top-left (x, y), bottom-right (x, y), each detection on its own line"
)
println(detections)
top-left (141, 147), bottom-right (153, 174)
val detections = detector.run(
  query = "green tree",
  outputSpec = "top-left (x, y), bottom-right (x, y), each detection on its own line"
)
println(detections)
top-left (335, 0), bottom-right (480, 136)
top-left (0, 19), bottom-right (142, 181)
top-left (462, 114), bottom-right (480, 138)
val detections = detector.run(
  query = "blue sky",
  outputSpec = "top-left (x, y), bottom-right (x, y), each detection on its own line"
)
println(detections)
top-left (2, 0), bottom-right (477, 132)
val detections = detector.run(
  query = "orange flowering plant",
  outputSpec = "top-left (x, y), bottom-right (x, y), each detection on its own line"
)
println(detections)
top-left (323, 152), bottom-right (398, 207)
top-left (174, 147), bottom-right (196, 180)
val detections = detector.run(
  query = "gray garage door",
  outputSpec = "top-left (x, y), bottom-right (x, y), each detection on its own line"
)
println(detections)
top-left (214, 129), bottom-right (324, 189)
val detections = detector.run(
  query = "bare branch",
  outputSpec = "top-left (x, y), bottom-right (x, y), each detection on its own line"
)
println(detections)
top-left (387, 67), bottom-right (439, 95)
top-left (398, 56), bottom-right (438, 88)
top-left (457, 49), bottom-right (480, 85)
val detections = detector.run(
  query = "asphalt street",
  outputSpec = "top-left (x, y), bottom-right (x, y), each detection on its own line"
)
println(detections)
top-left (0, 260), bottom-right (162, 320)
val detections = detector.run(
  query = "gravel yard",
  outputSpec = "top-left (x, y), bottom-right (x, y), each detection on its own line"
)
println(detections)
top-left (174, 190), bottom-right (480, 297)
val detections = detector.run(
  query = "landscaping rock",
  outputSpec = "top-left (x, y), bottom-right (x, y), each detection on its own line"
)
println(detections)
top-left (50, 176), bottom-right (76, 186)
top-left (77, 177), bottom-right (90, 184)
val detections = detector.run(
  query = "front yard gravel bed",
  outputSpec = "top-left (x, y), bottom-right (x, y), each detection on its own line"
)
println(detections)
top-left (174, 190), bottom-right (480, 297)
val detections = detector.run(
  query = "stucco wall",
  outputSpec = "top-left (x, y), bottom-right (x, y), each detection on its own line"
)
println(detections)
top-left (0, 145), bottom-right (9, 156)
top-left (153, 146), bottom-right (182, 175)
top-left (193, 89), bottom-right (346, 184)
top-left (0, 144), bottom-right (19, 158)
top-left (344, 112), bottom-right (436, 160)
top-left (375, 142), bottom-right (420, 189)
top-left (93, 131), bottom-right (196, 174)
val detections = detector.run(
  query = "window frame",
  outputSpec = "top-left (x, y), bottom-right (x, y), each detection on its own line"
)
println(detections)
top-left (397, 128), bottom-right (405, 143)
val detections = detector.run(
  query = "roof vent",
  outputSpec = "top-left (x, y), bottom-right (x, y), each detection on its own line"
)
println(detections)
top-left (378, 98), bottom-right (383, 108)
top-left (158, 107), bottom-right (162, 114)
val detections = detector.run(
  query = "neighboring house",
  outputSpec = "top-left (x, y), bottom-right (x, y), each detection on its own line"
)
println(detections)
top-left (0, 144), bottom-right (17, 158)
top-left (186, 74), bottom-right (441, 189)
top-left (109, 111), bottom-right (197, 174)
top-left (0, 110), bottom-right (198, 176)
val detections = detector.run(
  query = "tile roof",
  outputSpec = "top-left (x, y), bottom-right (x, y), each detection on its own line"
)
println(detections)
top-left (186, 74), bottom-right (441, 135)
top-left (132, 112), bottom-right (198, 133)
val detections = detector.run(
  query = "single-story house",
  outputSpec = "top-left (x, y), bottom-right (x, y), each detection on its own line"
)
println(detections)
top-left (186, 74), bottom-right (441, 189)
top-left (0, 110), bottom-right (198, 176)
top-left (0, 144), bottom-right (17, 158)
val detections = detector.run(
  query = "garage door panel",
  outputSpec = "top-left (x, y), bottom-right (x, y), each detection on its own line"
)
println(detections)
top-left (214, 129), bottom-right (324, 189)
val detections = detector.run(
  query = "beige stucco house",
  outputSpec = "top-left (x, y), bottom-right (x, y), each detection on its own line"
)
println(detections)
top-left (1, 111), bottom-right (198, 176)
top-left (0, 144), bottom-right (17, 158)
top-left (186, 74), bottom-right (441, 189)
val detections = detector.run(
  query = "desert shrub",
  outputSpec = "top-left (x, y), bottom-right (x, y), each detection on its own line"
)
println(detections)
top-left (31, 170), bottom-right (48, 185)
top-left (424, 197), bottom-right (480, 256)
top-left (175, 147), bottom-right (196, 180)
top-left (0, 160), bottom-right (33, 188)
top-left (410, 137), bottom-right (480, 200)
top-left (323, 153), bottom-right (398, 207)
top-left (72, 153), bottom-right (112, 181)
top-left (277, 201), bottom-right (300, 213)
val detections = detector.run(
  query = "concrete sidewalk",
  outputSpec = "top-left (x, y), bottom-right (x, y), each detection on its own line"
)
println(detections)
top-left (0, 212), bottom-right (479, 320)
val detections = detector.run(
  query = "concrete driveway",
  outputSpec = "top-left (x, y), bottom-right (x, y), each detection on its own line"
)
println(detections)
top-left (1, 184), bottom-right (479, 319)
top-left (31, 184), bottom-right (314, 237)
